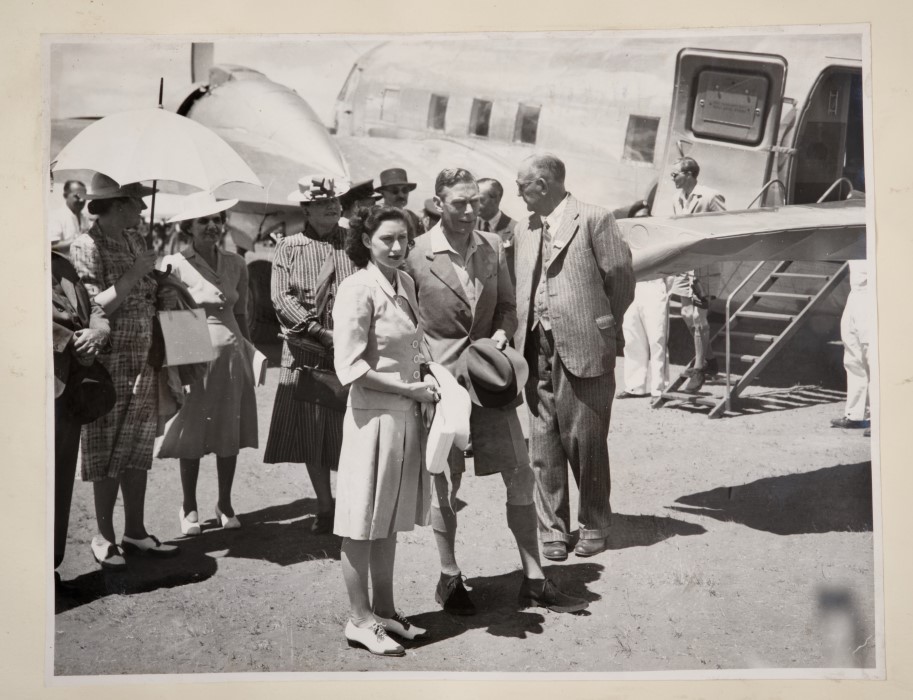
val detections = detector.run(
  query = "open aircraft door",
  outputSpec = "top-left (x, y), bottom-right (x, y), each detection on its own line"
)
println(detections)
top-left (652, 49), bottom-right (788, 298)
top-left (654, 49), bottom-right (788, 214)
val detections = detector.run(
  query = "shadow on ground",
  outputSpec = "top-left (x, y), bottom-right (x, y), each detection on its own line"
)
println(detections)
top-left (55, 547), bottom-right (218, 614)
top-left (661, 384), bottom-right (846, 419)
top-left (182, 497), bottom-right (343, 566)
top-left (56, 498), bottom-right (341, 614)
top-left (605, 513), bottom-right (706, 549)
top-left (668, 461), bottom-right (873, 535)
top-left (403, 563), bottom-right (603, 649)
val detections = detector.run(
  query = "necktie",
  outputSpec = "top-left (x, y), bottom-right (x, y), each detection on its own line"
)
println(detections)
top-left (541, 220), bottom-right (551, 264)
top-left (482, 220), bottom-right (490, 232)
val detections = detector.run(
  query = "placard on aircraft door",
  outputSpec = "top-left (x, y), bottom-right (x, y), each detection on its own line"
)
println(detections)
top-left (653, 48), bottom-right (787, 297)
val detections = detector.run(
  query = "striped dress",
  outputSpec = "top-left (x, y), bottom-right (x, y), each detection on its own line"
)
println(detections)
top-left (70, 223), bottom-right (159, 481)
top-left (263, 227), bottom-right (357, 468)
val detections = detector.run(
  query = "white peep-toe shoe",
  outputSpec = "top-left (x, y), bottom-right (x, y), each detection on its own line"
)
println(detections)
top-left (179, 508), bottom-right (201, 536)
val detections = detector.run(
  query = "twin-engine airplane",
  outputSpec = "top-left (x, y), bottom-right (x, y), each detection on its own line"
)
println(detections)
top-left (49, 31), bottom-right (868, 342)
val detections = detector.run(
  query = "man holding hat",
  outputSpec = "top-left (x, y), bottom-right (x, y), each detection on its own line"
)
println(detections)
top-left (405, 167), bottom-right (587, 616)
top-left (376, 167), bottom-right (423, 240)
top-left (513, 153), bottom-right (635, 560)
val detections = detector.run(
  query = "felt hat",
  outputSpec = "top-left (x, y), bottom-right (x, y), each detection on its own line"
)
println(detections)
top-left (287, 175), bottom-right (351, 203)
top-left (84, 172), bottom-right (156, 200)
top-left (166, 191), bottom-right (238, 223)
top-left (462, 338), bottom-right (529, 408)
top-left (375, 168), bottom-right (417, 192)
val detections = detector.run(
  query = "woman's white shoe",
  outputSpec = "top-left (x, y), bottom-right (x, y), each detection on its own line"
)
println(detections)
top-left (179, 508), bottom-right (201, 536)
top-left (375, 611), bottom-right (427, 640)
top-left (345, 620), bottom-right (405, 656)
top-left (214, 505), bottom-right (241, 529)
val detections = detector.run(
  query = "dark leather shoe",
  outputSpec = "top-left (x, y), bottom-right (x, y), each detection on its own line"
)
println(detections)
top-left (681, 368), bottom-right (704, 393)
top-left (616, 391), bottom-right (648, 399)
top-left (830, 416), bottom-right (869, 429)
top-left (312, 500), bottom-right (336, 534)
top-left (542, 541), bottom-right (568, 561)
top-left (574, 537), bottom-right (608, 557)
top-left (518, 577), bottom-right (589, 613)
top-left (435, 572), bottom-right (476, 615)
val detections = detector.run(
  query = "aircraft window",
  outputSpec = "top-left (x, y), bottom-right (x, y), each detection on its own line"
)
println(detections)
top-left (381, 88), bottom-right (400, 122)
top-left (469, 99), bottom-right (493, 137)
top-left (428, 94), bottom-right (448, 131)
top-left (691, 70), bottom-right (769, 145)
top-left (514, 104), bottom-right (540, 144)
top-left (622, 115), bottom-right (660, 163)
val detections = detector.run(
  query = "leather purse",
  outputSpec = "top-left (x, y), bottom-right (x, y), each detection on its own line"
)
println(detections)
top-left (292, 365), bottom-right (349, 411)
top-left (63, 360), bottom-right (116, 425)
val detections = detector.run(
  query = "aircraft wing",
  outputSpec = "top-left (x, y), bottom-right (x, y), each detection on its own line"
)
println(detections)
top-left (617, 199), bottom-right (867, 280)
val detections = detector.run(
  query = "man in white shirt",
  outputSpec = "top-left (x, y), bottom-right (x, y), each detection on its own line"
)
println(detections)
top-left (831, 260), bottom-right (871, 434)
top-left (49, 180), bottom-right (93, 254)
top-left (670, 158), bottom-right (726, 392)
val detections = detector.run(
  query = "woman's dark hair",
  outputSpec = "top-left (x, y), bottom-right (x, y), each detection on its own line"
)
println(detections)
top-left (179, 210), bottom-right (228, 235)
top-left (345, 205), bottom-right (410, 268)
top-left (87, 196), bottom-right (131, 217)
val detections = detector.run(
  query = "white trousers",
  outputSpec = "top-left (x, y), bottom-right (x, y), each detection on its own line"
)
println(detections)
top-left (622, 278), bottom-right (671, 396)
top-left (841, 289), bottom-right (870, 421)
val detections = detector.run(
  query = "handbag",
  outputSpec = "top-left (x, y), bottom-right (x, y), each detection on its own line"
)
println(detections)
top-left (292, 365), bottom-right (348, 411)
top-left (157, 308), bottom-right (215, 367)
top-left (63, 360), bottom-right (116, 425)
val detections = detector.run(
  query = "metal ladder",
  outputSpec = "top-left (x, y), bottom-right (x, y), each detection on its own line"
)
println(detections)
top-left (652, 260), bottom-right (849, 417)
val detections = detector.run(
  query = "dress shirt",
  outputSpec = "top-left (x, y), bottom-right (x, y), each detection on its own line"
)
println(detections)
top-left (429, 225), bottom-right (480, 314)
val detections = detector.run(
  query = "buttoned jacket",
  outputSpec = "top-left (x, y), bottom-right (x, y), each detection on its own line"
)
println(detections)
top-left (333, 264), bottom-right (425, 411)
top-left (513, 195), bottom-right (635, 378)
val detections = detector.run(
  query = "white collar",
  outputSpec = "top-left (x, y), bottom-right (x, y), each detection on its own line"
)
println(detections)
top-left (544, 193), bottom-right (569, 231)
top-left (429, 224), bottom-right (478, 259)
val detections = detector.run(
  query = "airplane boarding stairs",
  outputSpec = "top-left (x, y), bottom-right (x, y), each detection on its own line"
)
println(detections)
top-left (652, 259), bottom-right (850, 418)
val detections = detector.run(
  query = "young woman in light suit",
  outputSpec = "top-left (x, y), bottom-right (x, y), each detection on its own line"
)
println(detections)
top-left (332, 206), bottom-right (439, 656)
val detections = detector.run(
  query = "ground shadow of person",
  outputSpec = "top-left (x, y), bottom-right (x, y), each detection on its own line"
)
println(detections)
top-left (604, 513), bottom-right (706, 549)
top-left (403, 562), bottom-right (603, 648)
top-left (171, 497), bottom-right (342, 567)
top-left (668, 461), bottom-right (873, 535)
top-left (55, 546), bottom-right (219, 615)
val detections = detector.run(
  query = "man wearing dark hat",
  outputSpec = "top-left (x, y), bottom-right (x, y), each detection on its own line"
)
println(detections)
top-left (513, 153), bottom-right (635, 561)
top-left (376, 167), bottom-right (423, 239)
top-left (405, 167), bottom-right (587, 616)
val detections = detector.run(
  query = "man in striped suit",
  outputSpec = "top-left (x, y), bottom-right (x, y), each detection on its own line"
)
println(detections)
top-left (512, 154), bottom-right (635, 560)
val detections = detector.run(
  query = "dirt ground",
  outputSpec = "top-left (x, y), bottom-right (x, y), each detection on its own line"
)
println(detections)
top-left (53, 343), bottom-right (877, 676)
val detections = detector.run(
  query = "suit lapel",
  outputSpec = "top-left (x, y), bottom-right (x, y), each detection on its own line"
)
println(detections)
top-left (428, 249), bottom-right (470, 309)
top-left (544, 196), bottom-right (581, 272)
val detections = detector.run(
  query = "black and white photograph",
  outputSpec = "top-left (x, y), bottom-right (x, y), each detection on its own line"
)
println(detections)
top-left (44, 26), bottom-right (881, 680)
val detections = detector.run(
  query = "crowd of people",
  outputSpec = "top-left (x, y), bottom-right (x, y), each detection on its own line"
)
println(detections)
top-left (50, 152), bottom-right (870, 658)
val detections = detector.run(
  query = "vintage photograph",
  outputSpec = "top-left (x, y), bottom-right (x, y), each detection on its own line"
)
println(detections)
top-left (46, 27), bottom-right (879, 677)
